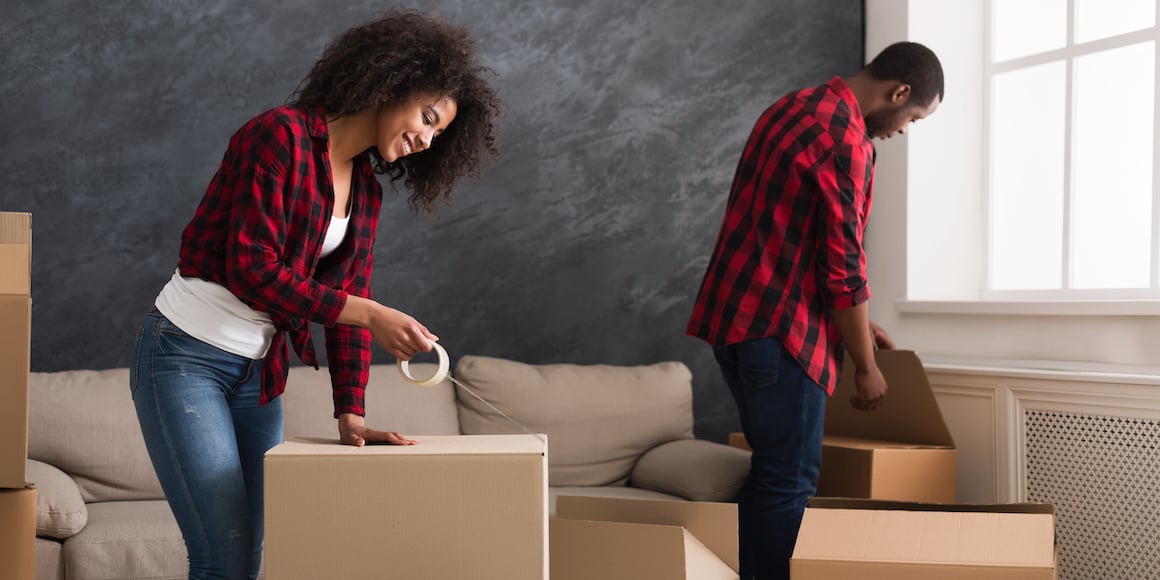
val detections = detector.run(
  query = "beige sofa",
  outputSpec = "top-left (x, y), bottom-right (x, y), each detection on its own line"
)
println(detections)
top-left (28, 355), bottom-right (750, 580)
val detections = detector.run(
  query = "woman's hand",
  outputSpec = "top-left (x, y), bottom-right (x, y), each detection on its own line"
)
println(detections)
top-left (367, 306), bottom-right (439, 361)
top-left (338, 413), bottom-right (418, 447)
top-left (336, 296), bottom-right (438, 361)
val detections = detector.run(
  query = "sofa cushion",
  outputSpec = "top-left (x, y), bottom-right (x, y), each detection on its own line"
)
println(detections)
top-left (29, 369), bottom-right (164, 502)
top-left (454, 356), bottom-right (695, 487)
top-left (282, 363), bottom-right (460, 439)
top-left (27, 459), bottom-right (87, 539)
top-left (63, 500), bottom-right (186, 580)
top-left (630, 439), bottom-right (750, 502)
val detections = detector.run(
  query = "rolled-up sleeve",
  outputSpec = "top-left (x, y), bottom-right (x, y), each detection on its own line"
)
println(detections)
top-left (813, 144), bottom-right (872, 310)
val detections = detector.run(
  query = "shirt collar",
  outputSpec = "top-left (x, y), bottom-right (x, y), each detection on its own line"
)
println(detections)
top-left (826, 76), bottom-right (869, 140)
top-left (305, 104), bottom-right (330, 141)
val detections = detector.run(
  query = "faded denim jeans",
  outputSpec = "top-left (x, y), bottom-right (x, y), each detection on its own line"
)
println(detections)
top-left (130, 308), bottom-right (282, 580)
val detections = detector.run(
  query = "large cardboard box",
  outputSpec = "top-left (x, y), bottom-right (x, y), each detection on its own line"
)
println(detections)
top-left (0, 212), bottom-right (32, 489)
top-left (265, 435), bottom-right (548, 580)
top-left (729, 350), bottom-right (956, 503)
top-left (551, 496), bottom-right (739, 580)
top-left (791, 498), bottom-right (1058, 579)
top-left (0, 485), bottom-right (37, 580)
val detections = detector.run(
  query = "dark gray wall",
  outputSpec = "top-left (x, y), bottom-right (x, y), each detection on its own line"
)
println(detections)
top-left (2, 0), bottom-right (862, 442)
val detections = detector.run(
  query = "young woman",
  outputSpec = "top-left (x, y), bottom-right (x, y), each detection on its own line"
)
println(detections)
top-left (129, 10), bottom-right (501, 579)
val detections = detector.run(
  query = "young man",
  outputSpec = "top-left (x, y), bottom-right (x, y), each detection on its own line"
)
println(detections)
top-left (686, 42), bottom-right (944, 580)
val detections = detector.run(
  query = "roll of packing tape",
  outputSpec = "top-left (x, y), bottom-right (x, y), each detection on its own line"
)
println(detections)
top-left (397, 341), bottom-right (450, 387)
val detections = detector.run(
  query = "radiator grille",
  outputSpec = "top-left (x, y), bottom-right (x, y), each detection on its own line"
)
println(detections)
top-left (1025, 410), bottom-right (1160, 580)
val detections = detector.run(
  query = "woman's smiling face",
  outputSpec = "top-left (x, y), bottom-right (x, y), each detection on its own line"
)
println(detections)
top-left (375, 92), bottom-right (458, 163)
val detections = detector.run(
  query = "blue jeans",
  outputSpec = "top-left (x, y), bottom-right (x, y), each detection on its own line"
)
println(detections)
top-left (130, 309), bottom-right (282, 580)
top-left (713, 337), bottom-right (826, 580)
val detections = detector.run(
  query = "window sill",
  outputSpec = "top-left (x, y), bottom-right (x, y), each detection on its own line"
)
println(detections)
top-left (895, 299), bottom-right (1160, 317)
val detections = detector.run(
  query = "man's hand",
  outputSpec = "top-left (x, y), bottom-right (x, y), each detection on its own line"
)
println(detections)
top-left (849, 365), bottom-right (887, 411)
top-left (338, 413), bottom-right (418, 447)
top-left (869, 320), bottom-right (895, 349)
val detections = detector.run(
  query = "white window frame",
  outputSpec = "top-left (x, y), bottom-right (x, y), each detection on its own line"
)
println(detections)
top-left (982, 0), bottom-right (1160, 301)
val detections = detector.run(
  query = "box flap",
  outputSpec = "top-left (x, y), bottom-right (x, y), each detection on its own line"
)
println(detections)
top-left (808, 497), bottom-right (1054, 515)
top-left (555, 495), bottom-right (739, 573)
top-left (549, 519), bottom-right (738, 580)
top-left (826, 350), bottom-right (954, 446)
top-left (0, 212), bottom-right (31, 296)
top-left (793, 506), bottom-right (1055, 568)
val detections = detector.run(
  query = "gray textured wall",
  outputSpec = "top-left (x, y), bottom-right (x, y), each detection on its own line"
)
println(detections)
top-left (2, 0), bottom-right (862, 442)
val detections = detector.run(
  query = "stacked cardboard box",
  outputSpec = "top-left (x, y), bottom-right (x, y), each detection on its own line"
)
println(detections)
top-left (264, 434), bottom-right (548, 580)
top-left (551, 496), bottom-right (739, 580)
top-left (729, 349), bottom-right (957, 503)
top-left (0, 212), bottom-right (36, 580)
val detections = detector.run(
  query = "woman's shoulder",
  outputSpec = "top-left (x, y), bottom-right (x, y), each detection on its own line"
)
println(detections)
top-left (236, 104), bottom-right (312, 138)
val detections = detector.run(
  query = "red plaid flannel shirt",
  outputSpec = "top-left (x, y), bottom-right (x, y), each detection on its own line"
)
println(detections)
top-left (176, 104), bottom-right (381, 416)
top-left (687, 77), bottom-right (875, 394)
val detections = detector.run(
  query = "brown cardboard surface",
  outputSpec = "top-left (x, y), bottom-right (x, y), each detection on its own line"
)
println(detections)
top-left (0, 486), bottom-right (37, 580)
top-left (0, 212), bottom-right (31, 296)
top-left (265, 435), bottom-right (548, 580)
top-left (550, 519), bottom-right (737, 580)
top-left (818, 442), bottom-right (957, 503)
top-left (826, 350), bottom-right (954, 446)
top-left (555, 495), bottom-right (739, 573)
top-left (792, 499), bottom-right (1056, 580)
top-left (0, 296), bottom-right (31, 489)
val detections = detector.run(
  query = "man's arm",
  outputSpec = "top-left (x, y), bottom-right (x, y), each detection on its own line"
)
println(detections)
top-left (832, 302), bottom-right (887, 410)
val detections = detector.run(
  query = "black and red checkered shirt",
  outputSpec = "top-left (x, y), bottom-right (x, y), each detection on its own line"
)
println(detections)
top-left (176, 104), bottom-right (381, 416)
top-left (687, 77), bottom-right (875, 395)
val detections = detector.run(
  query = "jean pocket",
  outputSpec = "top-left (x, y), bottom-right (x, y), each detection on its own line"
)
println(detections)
top-left (735, 338), bottom-right (780, 390)
top-left (129, 326), bottom-right (144, 397)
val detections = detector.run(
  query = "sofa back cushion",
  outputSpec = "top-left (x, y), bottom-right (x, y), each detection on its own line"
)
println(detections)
top-left (282, 363), bottom-right (460, 439)
top-left (29, 369), bottom-right (164, 502)
top-left (453, 356), bottom-right (694, 487)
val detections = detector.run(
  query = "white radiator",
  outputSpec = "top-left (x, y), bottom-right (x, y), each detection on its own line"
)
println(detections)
top-left (925, 360), bottom-right (1160, 580)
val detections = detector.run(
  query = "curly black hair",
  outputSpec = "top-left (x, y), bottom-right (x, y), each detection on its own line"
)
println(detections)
top-left (292, 10), bottom-right (503, 213)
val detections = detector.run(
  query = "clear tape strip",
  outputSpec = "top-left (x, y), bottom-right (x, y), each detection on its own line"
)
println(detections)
top-left (447, 375), bottom-right (546, 443)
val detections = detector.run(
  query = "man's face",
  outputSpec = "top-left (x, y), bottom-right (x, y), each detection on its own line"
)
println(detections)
top-left (865, 96), bottom-right (940, 140)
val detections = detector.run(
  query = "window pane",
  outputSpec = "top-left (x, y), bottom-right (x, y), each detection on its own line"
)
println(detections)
top-left (992, 0), bottom-right (1067, 62)
top-left (991, 62), bottom-right (1066, 290)
top-left (1075, 0), bottom-right (1156, 44)
top-left (1071, 42), bottom-right (1155, 289)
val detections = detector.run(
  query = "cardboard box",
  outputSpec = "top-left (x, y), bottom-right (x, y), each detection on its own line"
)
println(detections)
top-left (0, 485), bottom-right (37, 580)
top-left (0, 212), bottom-right (31, 489)
top-left (265, 435), bottom-right (548, 580)
top-left (551, 496), bottom-right (739, 580)
top-left (791, 498), bottom-right (1058, 579)
top-left (729, 350), bottom-right (956, 503)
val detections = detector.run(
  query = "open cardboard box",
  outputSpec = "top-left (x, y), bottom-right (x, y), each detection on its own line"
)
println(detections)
top-left (730, 349), bottom-right (956, 503)
top-left (0, 212), bottom-right (32, 490)
top-left (551, 496), bottom-right (739, 580)
top-left (791, 498), bottom-right (1058, 579)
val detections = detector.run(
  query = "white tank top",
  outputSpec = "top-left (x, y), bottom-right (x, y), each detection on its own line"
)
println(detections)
top-left (155, 214), bottom-right (351, 359)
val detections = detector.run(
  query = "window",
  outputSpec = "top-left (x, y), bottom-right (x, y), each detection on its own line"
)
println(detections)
top-left (986, 0), bottom-right (1159, 298)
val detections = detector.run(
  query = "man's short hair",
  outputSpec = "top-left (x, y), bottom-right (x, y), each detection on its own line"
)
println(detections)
top-left (866, 42), bottom-right (945, 107)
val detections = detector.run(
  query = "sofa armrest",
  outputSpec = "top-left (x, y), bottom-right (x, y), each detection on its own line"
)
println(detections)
top-left (629, 439), bottom-right (751, 502)
top-left (26, 459), bottom-right (88, 539)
